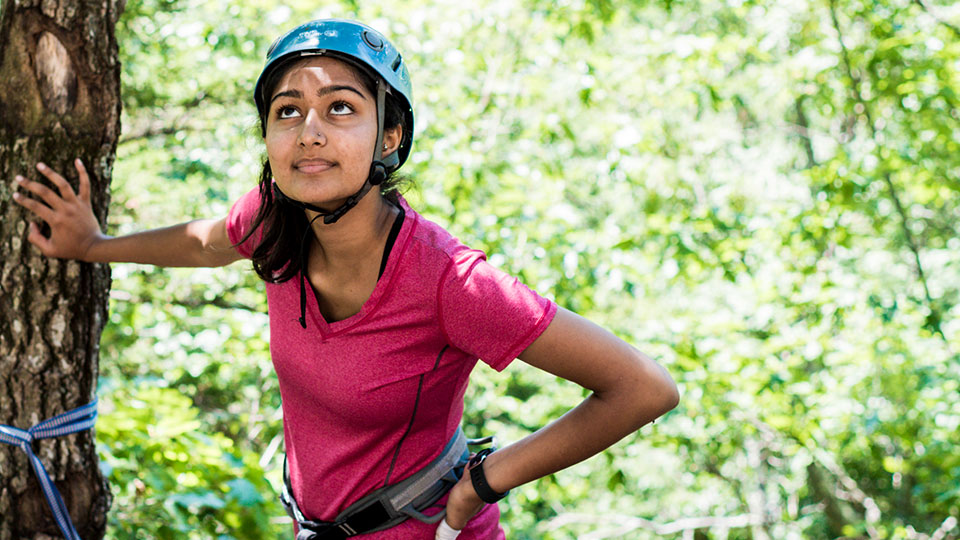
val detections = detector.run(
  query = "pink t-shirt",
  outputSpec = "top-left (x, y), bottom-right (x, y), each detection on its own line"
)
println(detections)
top-left (227, 188), bottom-right (557, 539)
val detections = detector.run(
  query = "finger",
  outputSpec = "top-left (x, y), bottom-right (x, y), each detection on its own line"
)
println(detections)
top-left (75, 158), bottom-right (90, 202)
top-left (16, 174), bottom-right (64, 210)
top-left (26, 222), bottom-right (54, 256)
top-left (12, 189), bottom-right (56, 223)
top-left (36, 162), bottom-right (78, 201)
top-left (443, 503), bottom-right (478, 531)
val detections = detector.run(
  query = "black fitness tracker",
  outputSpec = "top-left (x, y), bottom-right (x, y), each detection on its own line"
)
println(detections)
top-left (468, 448), bottom-right (509, 504)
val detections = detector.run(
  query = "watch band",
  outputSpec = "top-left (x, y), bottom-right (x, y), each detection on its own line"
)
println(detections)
top-left (468, 448), bottom-right (508, 504)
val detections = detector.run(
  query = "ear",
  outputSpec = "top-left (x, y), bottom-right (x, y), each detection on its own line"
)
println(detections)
top-left (381, 126), bottom-right (402, 157)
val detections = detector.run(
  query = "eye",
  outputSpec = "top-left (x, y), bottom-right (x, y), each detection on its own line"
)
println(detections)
top-left (330, 101), bottom-right (354, 116)
top-left (277, 105), bottom-right (300, 119)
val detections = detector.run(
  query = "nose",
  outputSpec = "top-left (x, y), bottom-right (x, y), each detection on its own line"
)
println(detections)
top-left (298, 109), bottom-right (326, 147)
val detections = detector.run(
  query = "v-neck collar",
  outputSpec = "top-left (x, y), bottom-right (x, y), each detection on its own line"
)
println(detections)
top-left (304, 196), bottom-right (416, 337)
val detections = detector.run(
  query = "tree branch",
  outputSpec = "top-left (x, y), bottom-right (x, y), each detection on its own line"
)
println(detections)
top-left (912, 0), bottom-right (960, 39)
top-left (811, 446), bottom-right (881, 539)
top-left (118, 120), bottom-right (207, 146)
top-left (109, 289), bottom-right (263, 312)
top-left (827, 0), bottom-right (947, 341)
top-left (793, 95), bottom-right (817, 168)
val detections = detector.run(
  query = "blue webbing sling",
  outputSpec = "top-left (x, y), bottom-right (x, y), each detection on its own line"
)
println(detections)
top-left (0, 399), bottom-right (98, 540)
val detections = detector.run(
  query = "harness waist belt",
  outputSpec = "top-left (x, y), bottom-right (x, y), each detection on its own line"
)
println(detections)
top-left (281, 427), bottom-right (488, 539)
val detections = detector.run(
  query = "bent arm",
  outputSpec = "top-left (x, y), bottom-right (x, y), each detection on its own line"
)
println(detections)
top-left (444, 307), bottom-right (679, 529)
top-left (13, 160), bottom-right (243, 268)
top-left (484, 307), bottom-right (678, 486)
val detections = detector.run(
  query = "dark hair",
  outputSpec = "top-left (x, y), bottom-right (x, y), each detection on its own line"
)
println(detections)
top-left (239, 56), bottom-right (411, 284)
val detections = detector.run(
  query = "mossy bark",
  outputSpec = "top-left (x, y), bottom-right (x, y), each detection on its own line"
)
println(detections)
top-left (0, 0), bottom-right (122, 537)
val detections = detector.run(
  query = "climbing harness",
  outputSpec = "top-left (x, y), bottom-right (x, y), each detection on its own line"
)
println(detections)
top-left (0, 399), bottom-right (98, 540)
top-left (281, 427), bottom-right (496, 539)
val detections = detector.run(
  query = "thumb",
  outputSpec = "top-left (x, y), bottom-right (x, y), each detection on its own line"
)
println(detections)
top-left (435, 518), bottom-right (461, 540)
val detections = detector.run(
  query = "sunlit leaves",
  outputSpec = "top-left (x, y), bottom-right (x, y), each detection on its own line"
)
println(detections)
top-left (98, 0), bottom-right (960, 538)
top-left (96, 383), bottom-right (284, 538)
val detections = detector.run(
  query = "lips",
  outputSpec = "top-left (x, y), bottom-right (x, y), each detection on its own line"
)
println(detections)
top-left (294, 158), bottom-right (335, 174)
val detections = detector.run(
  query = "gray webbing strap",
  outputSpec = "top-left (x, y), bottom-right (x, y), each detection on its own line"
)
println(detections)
top-left (281, 427), bottom-right (473, 535)
top-left (389, 429), bottom-right (467, 511)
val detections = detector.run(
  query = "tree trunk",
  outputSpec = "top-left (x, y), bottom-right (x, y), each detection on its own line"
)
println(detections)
top-left (0, 0), bottom-right (122, 537)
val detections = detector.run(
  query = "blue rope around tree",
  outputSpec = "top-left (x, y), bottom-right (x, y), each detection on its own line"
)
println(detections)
top-left (0, 399), bottom-right (98, 540)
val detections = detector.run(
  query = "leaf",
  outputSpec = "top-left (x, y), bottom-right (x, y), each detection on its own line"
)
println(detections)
top-left (226, 478), bottom-right (264, 507)
top-left (169, 491), bottom-right (226, 510)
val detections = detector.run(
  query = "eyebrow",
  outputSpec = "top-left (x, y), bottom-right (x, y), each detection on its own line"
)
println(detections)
top-left (269, 85), bottom-right (367, 106)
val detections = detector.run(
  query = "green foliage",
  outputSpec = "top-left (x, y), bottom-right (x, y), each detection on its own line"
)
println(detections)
top-left (97, 0), bottom-right (960, 538)
top-left (97, 382), bottom-right (285, 538)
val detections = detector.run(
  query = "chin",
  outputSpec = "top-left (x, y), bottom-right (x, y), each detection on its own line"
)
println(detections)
top-left (279, 173), bottom-right (365, 203)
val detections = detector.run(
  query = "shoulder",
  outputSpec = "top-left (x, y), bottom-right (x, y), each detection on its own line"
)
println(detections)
top-left (398, 196), bottom-right (486, 275)
top-left (226, 186), bottom-right (263, 258)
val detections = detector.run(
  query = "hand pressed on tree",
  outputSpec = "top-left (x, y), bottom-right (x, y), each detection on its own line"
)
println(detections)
top-left (13, 159), bottom-right (105, 261)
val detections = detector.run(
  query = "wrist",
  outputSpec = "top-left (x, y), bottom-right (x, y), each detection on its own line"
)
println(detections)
top-left (468, 448), bottom-right (509, 504)
top-left (81, 233), bottom-right (110, 262)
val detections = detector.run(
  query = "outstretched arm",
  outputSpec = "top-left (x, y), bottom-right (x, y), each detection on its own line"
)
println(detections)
top-left (443, 307), bottom-right (679, 531)
top-left (13, 159), bottom-right (242, 268)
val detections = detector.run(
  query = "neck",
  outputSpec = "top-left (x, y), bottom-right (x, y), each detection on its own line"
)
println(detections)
top-left (305, 191), bottom-right (398, 270)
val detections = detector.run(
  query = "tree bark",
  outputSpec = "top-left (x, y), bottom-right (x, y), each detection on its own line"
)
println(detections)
top-left (0, 0), bottom-right (122, 537)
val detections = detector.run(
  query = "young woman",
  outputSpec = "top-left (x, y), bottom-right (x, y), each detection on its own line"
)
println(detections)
top-left (13, 19), bottom-right (678, 540)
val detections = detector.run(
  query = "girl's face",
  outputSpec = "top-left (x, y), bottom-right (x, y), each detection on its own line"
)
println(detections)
top-left (265, 56), bottom-right (393, 209)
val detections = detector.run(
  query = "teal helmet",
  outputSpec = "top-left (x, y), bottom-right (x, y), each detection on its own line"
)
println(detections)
top-left (254, 19), bottom-right (414, 172)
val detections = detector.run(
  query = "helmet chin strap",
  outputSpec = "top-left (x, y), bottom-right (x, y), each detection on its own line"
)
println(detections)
top-left (274, 78), bottom-right (397, 225)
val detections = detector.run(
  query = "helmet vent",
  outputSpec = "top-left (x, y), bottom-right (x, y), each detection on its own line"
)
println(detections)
top-left (391, 54), bottom-right (403, 72)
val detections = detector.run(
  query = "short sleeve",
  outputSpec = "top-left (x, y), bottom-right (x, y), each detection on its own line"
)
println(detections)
top-left (438, 248), bottom-right (557, 371)
top-left (226, 187), bottom-right (263, 259)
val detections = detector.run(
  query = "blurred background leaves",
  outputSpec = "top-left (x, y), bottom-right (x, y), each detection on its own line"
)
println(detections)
top-left (96, 0), bottom-right (959, 538)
